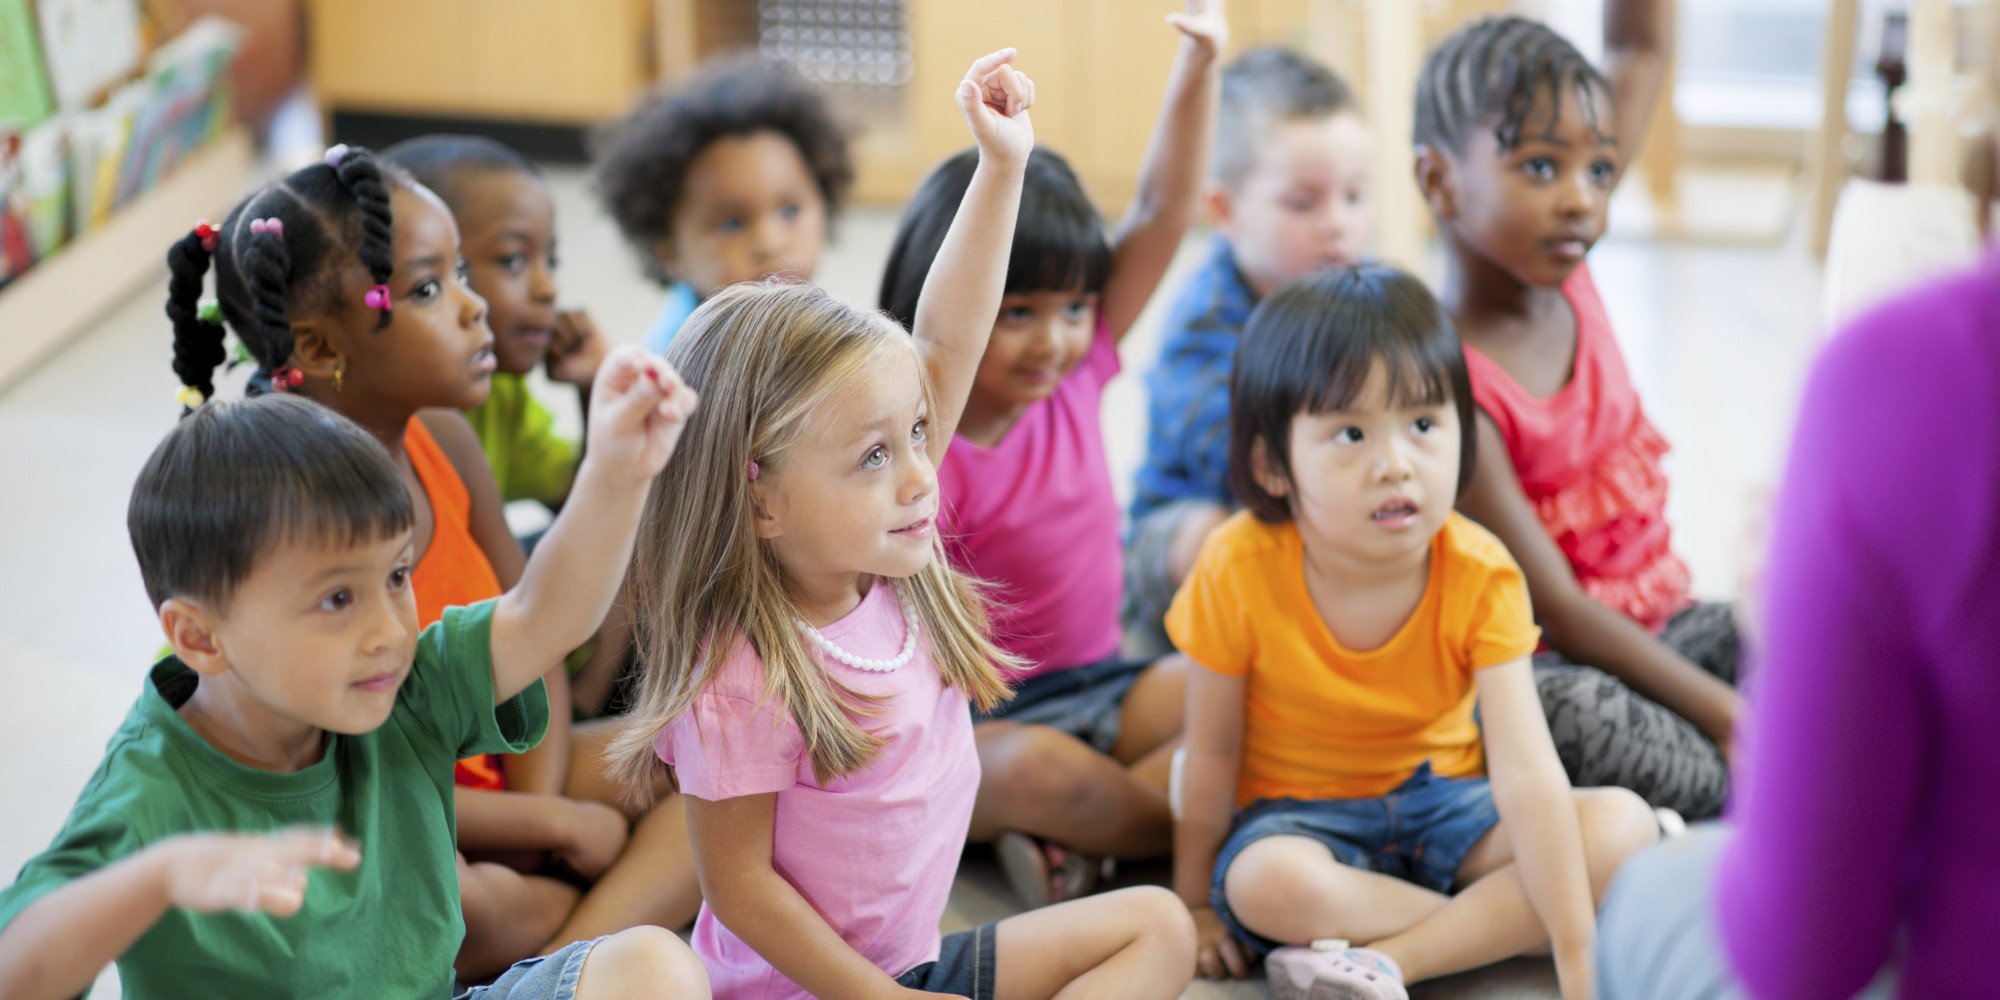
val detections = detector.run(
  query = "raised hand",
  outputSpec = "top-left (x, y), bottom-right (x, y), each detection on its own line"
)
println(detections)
top-left (164, 828), bottom-right (361, 918)
top-left (583, 345), bottom-right (698, 484)
top-left (1165, 0), bottom-right (1228, 57)
top-left (956, 48), bottom-right (1035, 167)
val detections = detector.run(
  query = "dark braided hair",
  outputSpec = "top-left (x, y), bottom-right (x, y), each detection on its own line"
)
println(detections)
top-left (166, 146), bottom-right (411, 409)
top-left (1413, 15), bottom-right (1612, 156)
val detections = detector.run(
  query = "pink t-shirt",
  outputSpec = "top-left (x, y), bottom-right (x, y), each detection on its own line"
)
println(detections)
top-left (1461, 264), bottom-right (1693, 633)
top-left (656, 582), bottom-right (979, 1000)
top-left (938, 318), bottom-right (1124, 680)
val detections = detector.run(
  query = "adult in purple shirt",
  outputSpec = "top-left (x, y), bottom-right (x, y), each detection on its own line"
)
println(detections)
top-left (1597, 252), bottom-right (2000, 1000)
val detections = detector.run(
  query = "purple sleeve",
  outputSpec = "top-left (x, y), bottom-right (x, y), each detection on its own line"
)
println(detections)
top-left (1714, 278), bottom-right (1982, 998)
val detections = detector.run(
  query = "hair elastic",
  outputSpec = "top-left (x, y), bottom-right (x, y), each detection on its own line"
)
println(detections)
top-left (249, 217), bottom-right (284, 238)
top-left (174, 385), bottom-right (205, 409)
top-left (271, 366), bottom-right (305, 392)
top-left (747, 461), bottom-right (761, 481)
top-left (325, 143), bottom-right (351, 168)
top-left (364, 285), bottom-right (392, 311)
top-left (197, 299), bottom-right (222, 324)
top-left (193, 220), bottom-right (218, 253)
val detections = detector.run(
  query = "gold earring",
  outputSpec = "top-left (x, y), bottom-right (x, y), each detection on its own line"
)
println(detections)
top-left (333, 364), bottom-right (344, 392)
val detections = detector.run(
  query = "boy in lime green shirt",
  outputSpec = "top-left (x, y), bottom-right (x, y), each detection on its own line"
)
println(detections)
top-left (383, 135), bottom-right (608, 510)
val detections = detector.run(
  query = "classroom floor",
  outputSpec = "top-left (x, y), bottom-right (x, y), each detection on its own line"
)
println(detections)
top-left (0, 164), bottom-right (1824, 998)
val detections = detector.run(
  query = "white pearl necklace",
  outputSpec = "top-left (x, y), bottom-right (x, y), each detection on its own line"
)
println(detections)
top-left (797, 601), bottom-right (921, 673)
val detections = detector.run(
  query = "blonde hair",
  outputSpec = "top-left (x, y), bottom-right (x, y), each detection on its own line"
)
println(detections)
top-left (608, 282), bottom-right (1016, 802)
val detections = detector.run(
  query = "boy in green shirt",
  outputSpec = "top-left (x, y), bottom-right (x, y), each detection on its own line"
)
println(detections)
top-left (0, 348), bottom-right (706, 1000)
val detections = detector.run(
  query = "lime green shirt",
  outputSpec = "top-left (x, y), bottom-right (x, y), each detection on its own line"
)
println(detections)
top-left (466, 372), bottom-right (578, 506)
top-left (0, 600), bottom-right (548, 998)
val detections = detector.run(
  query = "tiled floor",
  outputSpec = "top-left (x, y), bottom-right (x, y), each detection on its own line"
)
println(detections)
top-left (0, 164), bottom-right (1826, 998)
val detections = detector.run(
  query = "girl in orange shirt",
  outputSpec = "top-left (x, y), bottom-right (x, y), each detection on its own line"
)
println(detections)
top-left (1167, 266), bottom-right (1656, 999)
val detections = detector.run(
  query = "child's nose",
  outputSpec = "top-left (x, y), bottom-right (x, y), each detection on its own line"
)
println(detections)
top-left (365, 597), bottom-right (412, 654)
top-left (527, 258), bottom-right (557, 303)
top-left (899, 448), bottom-right (936, 504)
top-left (458, 281), bottom-right (489, 328)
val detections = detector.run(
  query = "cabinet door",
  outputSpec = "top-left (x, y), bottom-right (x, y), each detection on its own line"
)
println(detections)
top-left (309, 0), bottom-right (466, 114)
top-left (461, 0), bottom-right (651, 121)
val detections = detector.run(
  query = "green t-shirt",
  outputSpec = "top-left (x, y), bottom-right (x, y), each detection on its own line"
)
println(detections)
top-left (0, 600), bottom-right (548, 998)
top-left (466, 372), bottom-right (578, 507)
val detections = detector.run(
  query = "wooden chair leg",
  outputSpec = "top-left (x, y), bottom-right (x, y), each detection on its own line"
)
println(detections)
top-left (1809, 0), bottom-right (1860, 257)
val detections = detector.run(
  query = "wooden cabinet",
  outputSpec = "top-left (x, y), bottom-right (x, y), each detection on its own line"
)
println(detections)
top-left (309, 0), bottom-right (655, 124)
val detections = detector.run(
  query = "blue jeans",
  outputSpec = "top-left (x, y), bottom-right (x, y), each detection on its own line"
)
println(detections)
top-left (456, 936), bottom-right (603, 1000)
top-left (1210, 761), bottom-right (1500, 955)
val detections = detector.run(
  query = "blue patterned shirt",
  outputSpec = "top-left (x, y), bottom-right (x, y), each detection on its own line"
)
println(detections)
top-left (1130, 237), bottom-right (1258, 524)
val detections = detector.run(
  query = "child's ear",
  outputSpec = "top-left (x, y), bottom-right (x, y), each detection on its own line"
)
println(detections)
top-left (160, 598), bottom-right (228, 677)
top-left (288, 318), bottom-right (344, 382)
top-left (1249, 438), bottom-right (1290, 500)
top-left (749, 483), bottom-right (783, 540)
top-left (1203, 181), bottom-right (1235, 234)
top-left (1414, 146), bottom-right (1458, 221)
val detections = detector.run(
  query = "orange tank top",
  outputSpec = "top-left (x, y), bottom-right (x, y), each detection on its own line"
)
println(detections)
top-left (406, 416), bottom-right (510, 791)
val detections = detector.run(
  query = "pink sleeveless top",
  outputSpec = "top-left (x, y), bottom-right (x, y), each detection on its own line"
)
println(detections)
top-left (1461, 265), bottom-right (1692, 633)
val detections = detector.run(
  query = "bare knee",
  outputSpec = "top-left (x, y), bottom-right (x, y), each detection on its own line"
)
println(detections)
top-left (1223, 839), bottom-right (1336, 937)
top-left (1576, 787), bottom-right (1660, 901)
top-left (1114, 885), bottom-right (1196, 952)
top-left (576, 926), bottom-right (709, 999)
top-left (989, 728), bottom-right (1100, 823)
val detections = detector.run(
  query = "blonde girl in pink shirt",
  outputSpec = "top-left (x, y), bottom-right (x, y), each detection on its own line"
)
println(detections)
top-left (606, 50), bottom-right (1195, 1000)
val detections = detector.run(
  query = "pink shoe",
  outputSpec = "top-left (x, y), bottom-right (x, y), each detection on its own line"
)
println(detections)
top-left (1265, 940), bottom-right (1408, 1000)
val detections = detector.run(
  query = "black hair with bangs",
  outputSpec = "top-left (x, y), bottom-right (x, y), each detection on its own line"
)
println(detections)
top-left (1229, 265), bottom-right (1476, 523)
top-left (878, 147), bottom-right (1112, 331)
top-left (128, 394), bottom-right (413, 610)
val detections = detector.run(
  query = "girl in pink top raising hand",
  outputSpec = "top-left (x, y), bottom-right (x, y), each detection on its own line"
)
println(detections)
top-left (876, 0), bottom-right (1227, 908)
top-left (606, 50), bottom-right (1194, 1000)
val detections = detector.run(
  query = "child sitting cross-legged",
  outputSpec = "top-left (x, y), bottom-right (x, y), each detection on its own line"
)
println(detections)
top-left (0, 347), bottom-right (706, 1000)
top-left (1170, 266), bottom-right (1657, 998)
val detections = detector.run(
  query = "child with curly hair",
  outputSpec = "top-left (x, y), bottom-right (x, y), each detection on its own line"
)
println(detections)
top-left (592, 57), bottom-right (852, 354)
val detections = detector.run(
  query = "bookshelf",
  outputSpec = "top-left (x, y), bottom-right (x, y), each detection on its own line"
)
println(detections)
top-left (0, 127), bottom-right (251, 392)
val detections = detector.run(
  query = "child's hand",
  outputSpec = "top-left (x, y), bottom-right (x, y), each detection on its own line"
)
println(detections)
top-left (163, 827), bottom-right (361, 917)
top-left (1165, 0), bottom-right (1229, 58)
top-left (555, 799), bottom-right (630, 879)
top-left (546, 309), bottom-right (610, 389)
top-left (956, 48), bottom-right (1035, 167)
top-left (1188, 904), bottom-right (1249, 979)
top-left (583, 346), bottom-right (698, 484)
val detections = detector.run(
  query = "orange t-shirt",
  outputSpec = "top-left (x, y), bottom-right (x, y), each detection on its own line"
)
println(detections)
top-left (1166, 511), bottom-right (1540, 806)
top-left (406, 416), bottom-right (508, 791)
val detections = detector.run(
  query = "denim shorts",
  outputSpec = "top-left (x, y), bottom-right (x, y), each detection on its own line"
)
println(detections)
top-left (896, 924), bottom-right (998, 999)
top-left (1210, 762), bottom-right (1501, 955)
top-left (976, 656), bottom-right (1152, 753)
top-left (456, 936), bottom-right (603, 1000)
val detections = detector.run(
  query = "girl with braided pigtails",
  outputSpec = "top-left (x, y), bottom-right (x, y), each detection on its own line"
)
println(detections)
top-left (164, 145), bottom-right (699, 985)
top-left (1411, 5), bottom-right (1747, 823)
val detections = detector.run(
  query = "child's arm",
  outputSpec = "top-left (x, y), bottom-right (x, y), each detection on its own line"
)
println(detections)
top-left (686, 793), bottom-right (945, 999)
top-left (1459, 413), bottom-right (1739, 752)
top-left (490, 347), bottom-right (696, 702)
top-left (454, 788), bottom-right (630, 879)
top-left (541, 307), bottom-right (612, 510)
top-left (1475, 658), bottom-right (1596, 1000)
top-left (421, 409), bottom-right (574, 794)
top-left (1174, 665), bottom-right (1251, 980)
top-left (915, 48), bottom-right (1035, 460)
top-left (1099, 0), bottom-right (1226, 341)
top-left (0, 829), bottom-right (358, 1000)
top-left (1602, 0), bottom-right (1675, 180)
